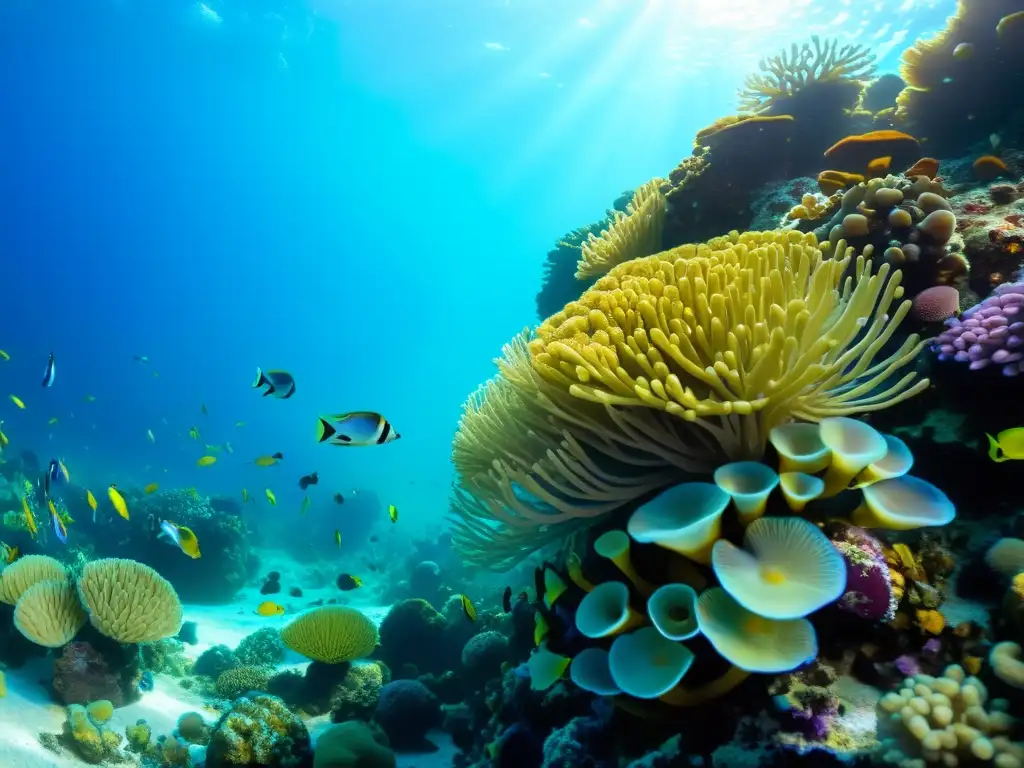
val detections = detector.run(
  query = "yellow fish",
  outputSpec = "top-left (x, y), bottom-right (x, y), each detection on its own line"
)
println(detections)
top-left (0, 422), bottom-right (9, 450)
top-left (108, 485), bottom-right (130, 520)
top-left (9, 395), bottom-right (25, 409)
top-left (21, 496), bottom-right (37, 537)
top-left (242, 488), bottom-right (249, 503)
top-left (987, 428), bottom-right (1024, 462)
top-left (86, 490), bottom-right (98, 513)
top-left (388, 504), bottom-right (398, 523)
top-left (255, 601), bottom-right (285, 617)
top-left (334, 529), bottom-right (342, 548)
top-left (160, 520), bottom-right (201, 559)
top-left (189, 425), bottom-right (201, 440)
top-left (254, 453), bottom-right (284, 467)
top-left (197, 456), bottom-right (217, 467)
top-left (48, 417), bottom-right (58, 425)
top-left (58, 459), bottom-right (70, 483)
top-left (460, 594), bottom-right (477, 622)
top-left (301, 496), bottom-right (310, 515)
top-left (265, 489), bottom-right (277, 506)
top-left (534, 612), bottom-right (549, 647)
top-left (0, 350), bottom-right (8, 361)
top-left (144, 483), bottom-right (159, 494)
top-left (1, 542), bottom-right (19, 564)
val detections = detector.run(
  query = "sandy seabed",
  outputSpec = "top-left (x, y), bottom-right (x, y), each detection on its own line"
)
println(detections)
top-left (0, 586), bottom-right (456, 767)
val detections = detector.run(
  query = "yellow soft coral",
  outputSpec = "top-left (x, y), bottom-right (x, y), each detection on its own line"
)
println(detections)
top-left (576, 179), bottom-right (666, 280)
top-left (0, 555), bottom-right (66, 605)
top-left (14, 579), bottom-right (87, 647)
top-left (76, 558), bottom-right (182, 643)
top-left (280, 606), bottom-right (378, 664)
top-left (532, 230), bottom-right (927, 447)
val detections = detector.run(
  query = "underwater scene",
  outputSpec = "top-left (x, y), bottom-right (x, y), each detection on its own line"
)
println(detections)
top-left (5, 0), bottom-right (1024, 766)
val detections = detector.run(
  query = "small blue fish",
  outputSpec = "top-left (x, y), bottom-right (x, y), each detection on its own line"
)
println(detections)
top-left (138, 670), bottom-right (154, 692)
top-left (41, 352), bottom-right (55, 387)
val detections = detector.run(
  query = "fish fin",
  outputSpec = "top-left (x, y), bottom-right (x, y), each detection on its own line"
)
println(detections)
top-left (262, 385), bottom-right (275, 397)
top-left (253, 367), bottom-right (267, 388)
top-left (316, 418), bottom-right (337, 443)
top-left (987, 433), bottom-right (1008, 462)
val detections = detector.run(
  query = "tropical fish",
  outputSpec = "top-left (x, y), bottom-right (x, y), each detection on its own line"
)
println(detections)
top-left (334, 492), bottom-right (344, 505)
top-left (9, 395), bottom-right (25, 409)
top-left (0, 350), bottom-right (8, 361)
top-left (298, 471), bottom-right (319, 490)
top-left (534, 612), bottom-right (549, 646)
top-left (334, 530), bottom-right (342, 548)
top-left (253, 368), bottom-right (296, 399)
top-left (201, 403), bottom-right (208, 416)
top-left (336, 574), bottom-right (362, 591)
top-left (40, 352), bottom-right (55, 387)
top-left (236, 421), bottom-right (245, 427)
top-left (57, 459), bottom-right (70, 483)
top-left (83, 394), bottom-right (97, 402)
top-left (388, 504), bottom-right (398, 523)
top-left (301, 496), bottom-right (310, 515)
top-left (502, 586), bottom-right (512, 613)
top-left (108, 485), bottom-right (130, 520)
top-left (188, 426), bottom-right (201, 440)
top-left (254, 453), bottom-right (284, 467)
top-left (133, 354), bottom-right (149, 364)
top-left (265, 489), bottom-right (277, 506)
top-left (316, 412), bottom-right (400, 447)
top-left (21, 496), bottom-right (37, 537)
top-left (144, 483), bottom-right (159, 494)
top-left (537, 563), bottom-right (568, 608)
top-left (197, 456), bottom-right (217, 467)
top-left (49, 500), bottom-right (67, 544)
top-left (224, 442), bottom-right (233, 455)
top-left (86, 490), bottom-right (98, 522)
top-left (255, 601), bottom-right (285, 617)
top-left (48, 417), bottom-right (58, 425)
top-left (987, 428), bottom-right (1024, 462)
top-left (0, 421), bottom-right (9, 451)
top-left (159, 520), bottom-right (201, 559)
top-left (241, 488), bottom-right (250, 503)
top-left (460, 594), bottom-right (477, 622)
top-left (147, 429), bottom-right (155, 443)
top-left (1, 542), bottom-right (19, 564)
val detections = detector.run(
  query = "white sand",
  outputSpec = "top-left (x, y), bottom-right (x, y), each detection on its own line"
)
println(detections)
top-left (0, 595), bottom-right (454, 767)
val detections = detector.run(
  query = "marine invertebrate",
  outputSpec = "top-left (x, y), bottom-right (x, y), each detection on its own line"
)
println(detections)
top-left (823, 131), bottom-right (921, 176)
top-left (876, 664), bottom-right (1024, 765)
top-left (452, 229), bottom-right (931, 568)
top-left (990, 642), bottom-right (1024, 690)
top-left (59, 702), bottom-right (124, 764)
top-left (206, 694), bottom-right (310, 766)
top-left (314, 721), bottom-right (396, 768)
top-left (76, 558), bottom-right (182, 643)
top-left (235, 627), bottom-right (285, 667)
top-left (13, 578), bottom-right (86, 647)
top-left (911, 285), bottom-right (960, 323)
top-left (0, 554), bottom-right (67, 604)
top-left (575, 178), bottom-right (666, 280)
top-left (738, 36), bottom-right (875, 114)
top-left (280, 605), bottom-right (378, 664)
top-left (932, 281), bottom-right (1024, 375)
top-left (216, 665), bottom-right (271, 699)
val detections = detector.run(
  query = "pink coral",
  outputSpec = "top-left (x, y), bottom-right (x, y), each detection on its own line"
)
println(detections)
top-left (912, 285), bottom-right (960, 322)
top-left (932, 282), bottom-right (1024, 375)
top-left (829, 524), bottom-right (898, 622)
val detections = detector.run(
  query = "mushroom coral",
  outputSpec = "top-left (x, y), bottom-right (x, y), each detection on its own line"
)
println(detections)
top-left (450, 229), bottom-right (930, 569)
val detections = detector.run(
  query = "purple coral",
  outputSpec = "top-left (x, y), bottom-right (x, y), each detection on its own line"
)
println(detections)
top-left (829, 524), bottom-right (898, 622)
top-left (932, 282), bottom-right (1024, 375)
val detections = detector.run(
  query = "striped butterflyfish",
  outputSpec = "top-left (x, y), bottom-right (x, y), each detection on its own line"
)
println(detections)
top-left (316, 412), bottom-right (400, 447)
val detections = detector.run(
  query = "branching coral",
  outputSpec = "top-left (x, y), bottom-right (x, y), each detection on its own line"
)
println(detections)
top-left (575, 179), bottom-right (667, 280)
top-left (738, 36), bottom-right (876, 114)
top-left (451, 230), bottom-right (930, 569)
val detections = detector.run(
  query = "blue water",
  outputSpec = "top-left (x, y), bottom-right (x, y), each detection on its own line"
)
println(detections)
top-left (0, 0), bottom-right (954, 548)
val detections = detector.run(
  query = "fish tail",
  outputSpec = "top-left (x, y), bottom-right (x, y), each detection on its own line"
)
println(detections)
top-left (987, 433), bottom-right (1007, 462)
top-left (253, 367), bottom-right (267, 389)
top-left (316, 418), bottom-right (336, 443)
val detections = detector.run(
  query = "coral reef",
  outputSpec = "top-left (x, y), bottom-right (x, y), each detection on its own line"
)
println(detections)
top-left (206, 693), bottom-right (310, 767)
top-left (374, 679), bottom-right (442, 750)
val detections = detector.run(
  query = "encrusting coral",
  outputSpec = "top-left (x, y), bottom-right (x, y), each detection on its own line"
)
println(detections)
top-left (450, 228), bottom-right (931, 569)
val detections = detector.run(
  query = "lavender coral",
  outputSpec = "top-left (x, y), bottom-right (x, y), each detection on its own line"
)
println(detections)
top-left (932, 282), bottom-right (1024, 375)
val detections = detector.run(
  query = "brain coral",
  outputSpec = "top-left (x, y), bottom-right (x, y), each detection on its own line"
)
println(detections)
top-left (0, 555), bottom-right (67, 605)
top-left (14, 579), bottom-right (87, 648)
top-left (280, 606), bottom-right (378, 664)
top-left (215, 666), bottom-right (271, 700)
top-left (206, 694), bottom-right (309, 766)
top-left (76, 558), bottom-right (182, 644)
